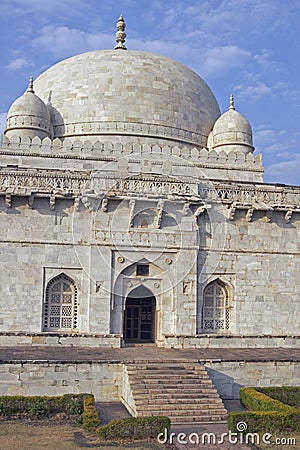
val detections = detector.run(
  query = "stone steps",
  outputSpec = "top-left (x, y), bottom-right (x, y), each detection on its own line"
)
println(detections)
top-left (124, 361), bottom-right (227, 424)
top-left (130, 373), bottom-right (211, 380)
top-left (134, 398), bottom-right (222, 406)
top-left (133, 391), bottom-right (221, 398)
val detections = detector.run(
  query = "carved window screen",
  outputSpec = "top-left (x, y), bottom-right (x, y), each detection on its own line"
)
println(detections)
top-left (44, 274), bottom-right (78, 331)
top-left (202, 280), bottom-right (230, 331)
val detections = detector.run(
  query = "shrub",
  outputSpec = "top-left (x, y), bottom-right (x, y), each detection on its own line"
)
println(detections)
top-left (0, 393), bottom-right (91, 420)
top-left (240, 388), bottom-right (295, 412)
top-left (59, 393), bottom-right (92, 416)
top-left (228, 387), bottom-right (300, 434)
top-left (256, 386), bottom-right (300, 408)
top-left (82, 396), bottom-right (100, 431)
top-left (97, 416), bottom-right (170, 440)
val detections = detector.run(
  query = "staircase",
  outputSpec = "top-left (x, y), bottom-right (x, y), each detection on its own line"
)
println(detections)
top-left (123, 361), bottom-right (227, 424)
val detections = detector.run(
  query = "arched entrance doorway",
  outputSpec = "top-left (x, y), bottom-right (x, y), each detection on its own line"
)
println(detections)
top-left (124, 286), bottom-right (156, 343)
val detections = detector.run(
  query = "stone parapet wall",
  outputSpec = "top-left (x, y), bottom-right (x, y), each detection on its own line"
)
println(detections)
top-left (205, 361), bottom-right (300, 399)
top-left (163, 335), bottom-right (300, 348)
top-left (0, 332), bottom-right (121, 348)
top-left (1, 333), bottom-right (299, 349)
top-left (0, 361), bottom-right (123, 399)
top-left (0, 359), bottom-right (298, 401)
top-left (0, 135), bottom-right (263, 178)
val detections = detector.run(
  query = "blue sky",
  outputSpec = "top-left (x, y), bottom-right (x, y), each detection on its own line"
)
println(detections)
top-left (0, 0), bottom-right (299, 185)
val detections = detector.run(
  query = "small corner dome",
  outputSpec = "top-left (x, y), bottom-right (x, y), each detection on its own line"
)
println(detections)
top-left (4, 77), bottom-right (52, 140)
top-left (208, 95), bottom-right (254, 154)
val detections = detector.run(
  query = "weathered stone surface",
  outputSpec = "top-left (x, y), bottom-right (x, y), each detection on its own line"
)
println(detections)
top-left (0, 39), bottom-right (299, 351)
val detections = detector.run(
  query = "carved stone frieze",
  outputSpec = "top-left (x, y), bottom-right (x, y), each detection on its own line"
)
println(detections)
top-left (112, 176), bottom-right (195, 198)
top-left (200, 182), bottom-right (300, 209)
top-left (0, 168), bottom-right (299, 216)
top-left (0, 169), bottom-right (89, 195)
top-left (95, 229), bottom-right (194, 248)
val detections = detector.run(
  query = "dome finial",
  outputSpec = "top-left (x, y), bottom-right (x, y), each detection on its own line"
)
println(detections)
top-left (114, 15), bottom-right (127, 50)
top-left (27, 76), bottom-right (34, 94)
top-left (229, 94), bottom-right (235, 110)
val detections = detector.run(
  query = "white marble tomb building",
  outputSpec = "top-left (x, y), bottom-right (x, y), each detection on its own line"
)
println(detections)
top-left (0, 16), bottom-right (299, 349)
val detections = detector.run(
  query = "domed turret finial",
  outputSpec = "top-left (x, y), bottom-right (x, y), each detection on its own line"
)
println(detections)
top-left (27, 76), bottom-right (34, 94)
top-left (229, 94), bottom-right (235, 110)
top-left (114, 15), bottom-right (127, 50)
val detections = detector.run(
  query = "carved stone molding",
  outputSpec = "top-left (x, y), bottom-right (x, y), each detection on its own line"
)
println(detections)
top-left (194, 204), bottom-right (210, 218)
top-left (285, 210), bottom-right (293, 224)
top-left (246, 206), bottom-right (254, 222)
top-left (128, 199), bottom-right (136, 228)
top-left (154, 199), bottom-right (164, 229)
top-left (5, 194), bottom-right (11, 208)
top-left (101, 198), bottom-right (108, 212)
top-left (50, 195), bottom-right (56, 211)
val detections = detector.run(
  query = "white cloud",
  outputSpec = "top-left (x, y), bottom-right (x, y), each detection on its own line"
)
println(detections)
top-left (31, 26), bottom-right (114, 59)
top-left (155, 0), bottom-right (300, 48)
top-left (30, 24), bottom-right (251, 78)
top-left (235, 81), bottom-right (272, 102)
top-left (254, 125), bottom-right (289, 155)
top-left (0, 113), bottom-right (7, 134)
top-left (254, 49), bottom-right (276, 69)
top-left (255, 129), bottom-right (277, 145)
top-left (2, 0), bottom-right (87, 15)
top-left (265, 156), bottom-right (300, 185)
top-left (6, 57), bottom-right (34, 70)
top-left (201, 46), bottom-right (251, 76)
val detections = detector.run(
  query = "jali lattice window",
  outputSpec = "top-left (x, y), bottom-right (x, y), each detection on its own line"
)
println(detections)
top-left (202, 280), bottom-right (230, 331)
top-left (44, 274), bottom-right (78, 331)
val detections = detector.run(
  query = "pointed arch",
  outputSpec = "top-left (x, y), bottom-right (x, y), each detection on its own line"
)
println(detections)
top-left (202, 279), bottom-right (231, 332)
top-left (43, 273), bottom-right (78, 331)
top-left (124, 286), bottom-right (156, 342)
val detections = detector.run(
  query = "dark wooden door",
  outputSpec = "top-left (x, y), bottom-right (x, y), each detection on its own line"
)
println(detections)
top-left (124, 296), bottom-right (155, 342)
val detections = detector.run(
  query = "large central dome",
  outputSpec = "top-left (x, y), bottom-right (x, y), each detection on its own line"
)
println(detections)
top-left (34, 50), bottom-right (220, 147)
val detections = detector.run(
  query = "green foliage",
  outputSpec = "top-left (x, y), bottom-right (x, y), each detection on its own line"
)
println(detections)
top-left (82, 396), bottom-right (100, 432)
top-left (97, 416), bottom-right (170, 440)
top-left (240, 388), bottom-right (296, 412)
top-left (228, 410), bottom-right (300, 434)
top-left (59, 393), bottom-right (93, 416)
top-left (228, 387), bottom-right (300, 434)
top-left (256, 386), bottom-right (300, 408)
top-left (0, 393), bottom-right (91, 419)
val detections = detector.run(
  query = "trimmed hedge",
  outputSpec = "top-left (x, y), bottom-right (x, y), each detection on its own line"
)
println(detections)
top-left (228, 387), bottom-right (300, 434)
top-left (240, 388), bottom-right (295, 412)
top-left (96, 416), bottom-right (171, 440)
top-left (256, 386), bottom-right (300, 408)
top-left (82, 396), bottom-right (100, 431)
top-left (228, 410), bottom-right (300, 434)
top-left (0, 393), bottom-right (93, 419)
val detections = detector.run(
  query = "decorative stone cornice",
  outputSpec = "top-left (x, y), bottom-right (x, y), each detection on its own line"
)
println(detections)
top-left (0, 168), bottom-right (299, 216)
top-left (0, 168), bottom-right (89, 195)
top-left (200, 182), bottom-right (300, 207)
